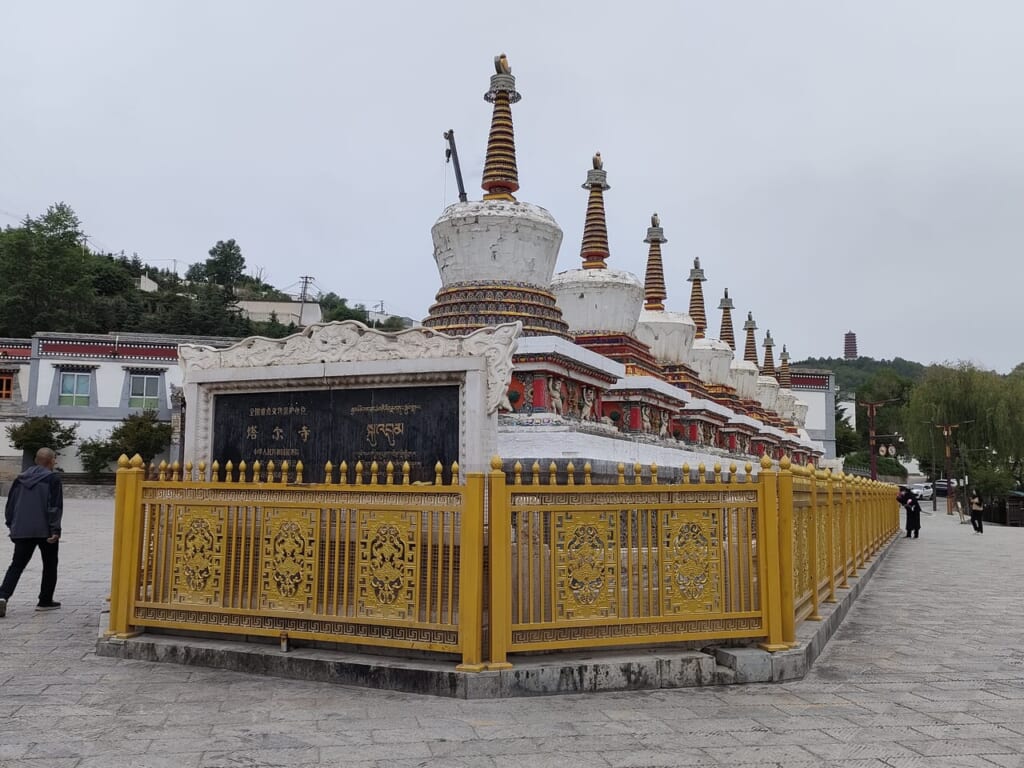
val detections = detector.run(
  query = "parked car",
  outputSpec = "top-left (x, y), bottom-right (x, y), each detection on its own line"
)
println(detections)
top-left (934, 479), bottom-right (958, 497)
top-left (911, 482), bottom-right (934, 500)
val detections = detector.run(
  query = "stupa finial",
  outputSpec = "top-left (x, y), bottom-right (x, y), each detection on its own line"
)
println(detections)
top-left (643, 212), bottom-right (667, 310)
top-left (686, 257), bottom-right (707, 339)
top-left (580, 152), bottom-right (611, 269)
top-left (742, 311), bottom-right (758, 365)
top-left (718, 288), bottom-right (736, 351)
top-left (779, 344), bottom-right (791, 387)
top-left (762, 329), bottom-right (776, 376)
top-left (481, 53), bottom-right (521, 201)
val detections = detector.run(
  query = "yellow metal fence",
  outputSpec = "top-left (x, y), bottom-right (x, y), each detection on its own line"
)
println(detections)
top-left (107, 454), bottom-right (899, 669)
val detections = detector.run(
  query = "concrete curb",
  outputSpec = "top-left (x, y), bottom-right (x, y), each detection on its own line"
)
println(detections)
top-left (96, 533), bottom-right (899, 698)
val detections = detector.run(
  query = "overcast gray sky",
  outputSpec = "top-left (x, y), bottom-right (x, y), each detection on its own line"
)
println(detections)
top-left (2, 1), bottom-right (1021, 372)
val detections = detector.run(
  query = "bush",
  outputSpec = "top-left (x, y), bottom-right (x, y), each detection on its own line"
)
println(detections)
top-left (78, 437), bottom-right (117, 483)
top-left (844, 451), bottom-right (907, 479)
top-left (6, 417), bottom-right (78, 456)
top-left (73, 412), bottom-right (174, 483)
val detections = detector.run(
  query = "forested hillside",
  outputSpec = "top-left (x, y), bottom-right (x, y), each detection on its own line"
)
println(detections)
top-left (0, 203), bottom-right (381, 340)
top-left (793, 355), bottom-right (928, 398)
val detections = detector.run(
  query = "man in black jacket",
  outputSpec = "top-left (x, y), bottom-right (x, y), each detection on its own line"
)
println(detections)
top-left (0, 447), bottom-right (64, 616)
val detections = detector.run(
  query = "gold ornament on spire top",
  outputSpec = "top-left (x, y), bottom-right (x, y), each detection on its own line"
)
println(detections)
top-left (482, 52), bottom-right (521, 201)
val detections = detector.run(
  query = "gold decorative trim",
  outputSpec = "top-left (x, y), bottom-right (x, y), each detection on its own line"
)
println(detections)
top-left (132, 606), bottom-right (460, 646)
top-left (511, 616), bottom-right (762, 644)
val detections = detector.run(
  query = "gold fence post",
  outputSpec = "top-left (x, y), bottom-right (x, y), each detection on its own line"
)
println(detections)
top-left (758, 456), bottom-right (787, 651)
top-left (777, 457), bottom-right (796, 646)
top-left (106, 455), bottom-right (131, 634)
top-left (487, 457), bottom-right (513, 670)
top-left (110, 454), bottom-right (145, 637)
top-left (807, 466), bottom-right (822, 621)
top-left (824, 469), bottom-right (837, 604)
top-left (456, 471), bottom-right (486, 672)
top-left (838, 472), bottom-right (850, 589)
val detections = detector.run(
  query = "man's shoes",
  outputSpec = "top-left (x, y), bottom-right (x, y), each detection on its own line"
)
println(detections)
top-left (35, 601), bottom-right (61, 611)
top-left (0, 597), bottom-right (6, 618)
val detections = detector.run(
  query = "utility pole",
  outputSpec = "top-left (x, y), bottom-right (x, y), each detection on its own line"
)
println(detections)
top-left (298, 276), bottom-right (314, 303)
top-left (935, 423), bottom-right (960, 515)
top-left (861, 399), bottom-right (894, 481)
top-left (444, 130), bottom-right (468, 203)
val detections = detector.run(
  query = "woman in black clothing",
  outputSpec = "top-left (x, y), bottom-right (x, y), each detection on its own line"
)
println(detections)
top-left (897, 488), bottom-right (922, 538)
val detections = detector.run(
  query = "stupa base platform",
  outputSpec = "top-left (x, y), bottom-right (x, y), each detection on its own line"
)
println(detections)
top-left (95, 532), bottom-right (895, 698)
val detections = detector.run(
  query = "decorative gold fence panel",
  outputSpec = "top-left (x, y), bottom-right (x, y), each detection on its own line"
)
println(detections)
top-left (108, 456), bottom-right (488, 670)
top-left (790, 467), bottom-right (817, 623)
top-left (487, 458), bottom-right (778, 663)
top-left (108, 453), bottom-right (901, 670)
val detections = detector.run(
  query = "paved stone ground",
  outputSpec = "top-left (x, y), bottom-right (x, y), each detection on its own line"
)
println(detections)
top-left (1, 497), bottom-right (1022, 767)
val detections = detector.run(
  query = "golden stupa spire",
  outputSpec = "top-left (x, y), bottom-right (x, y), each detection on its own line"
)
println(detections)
top-left (686, 257), bottom-right (707, 338)
top-left (762, 330), bottom-right (776, 377)
top-left (643, 213), bottom-right (667, 310)
top-left (717, 288), bottom-right (735, 350)
top-left (580, 152), bottom-right (611, 269)
top-left (742, 312), bottom-right (758, 365)
top-left (778, 344), bottom-right (791, 387)
top-left (481, 53), bottom-right (521, 201)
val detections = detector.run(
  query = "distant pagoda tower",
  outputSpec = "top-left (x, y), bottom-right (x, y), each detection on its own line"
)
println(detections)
top-left (423, 54), bottom-right (570, 338)
top-left (844, 331), bottom-right (858, 360)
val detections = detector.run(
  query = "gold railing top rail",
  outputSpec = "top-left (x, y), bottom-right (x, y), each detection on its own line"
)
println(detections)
top-left (494, 454), bottom-right (774, 488)
top-left (117, 454), bottom-right (463, 487)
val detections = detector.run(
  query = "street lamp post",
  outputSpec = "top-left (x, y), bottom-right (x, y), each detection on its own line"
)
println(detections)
top-left (934, 422), bottom-right (971, 515)
top-left (862, 399), bottom-right (895, 481)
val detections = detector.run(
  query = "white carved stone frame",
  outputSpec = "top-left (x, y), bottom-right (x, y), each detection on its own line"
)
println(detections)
top-left (179, 321), bottom-right (521, 476)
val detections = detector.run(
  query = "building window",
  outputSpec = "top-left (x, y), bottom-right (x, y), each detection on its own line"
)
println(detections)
top-left (0, 372), bottom-right (12, 400)
top-left (129, 374), bottom-right (160, 410)
top-left (58, 371), bottom-right (91, 406)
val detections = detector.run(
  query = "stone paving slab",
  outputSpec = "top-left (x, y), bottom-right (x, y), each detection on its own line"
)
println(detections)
top-left (1, 497), bottom-right (1022, 766)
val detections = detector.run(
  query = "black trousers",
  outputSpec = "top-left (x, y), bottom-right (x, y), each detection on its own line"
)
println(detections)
top-left (0, 538), bottom-right (59, 603)
top-left (970, 509), bottom-right (984, 533)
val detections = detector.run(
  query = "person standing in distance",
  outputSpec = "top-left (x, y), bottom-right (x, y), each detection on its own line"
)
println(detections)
top-left (0, 447), bottom-right (64, 616)
top-left (969, 489), bottom-right (984, 534)
top-left (897, 486), bottom-right (922, 539)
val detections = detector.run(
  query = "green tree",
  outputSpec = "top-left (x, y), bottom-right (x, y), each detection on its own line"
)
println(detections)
top-left (320, 293), bottom-right (369, 323)
top-left (834, 405), bottom-right (859, 457)
top-left (106, 412), bottom-right (174, 464)
top-left (6, 417), bottom-right (79, 459)
top-left (0, 203), bottom-right (98, 337)
top-left (904, 363), bottom-right (1017, 495)
top-left (204, 239), bottom-right (246, 291)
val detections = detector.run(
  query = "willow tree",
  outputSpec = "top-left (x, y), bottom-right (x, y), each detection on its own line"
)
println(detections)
top-left (904, 364), bottom-right (1019, 497)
